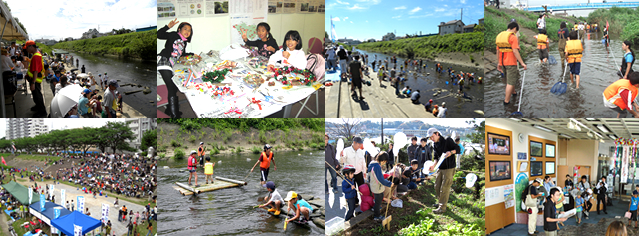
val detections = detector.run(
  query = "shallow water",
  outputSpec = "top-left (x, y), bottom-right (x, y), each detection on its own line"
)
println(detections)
top-left (157, 150), bottom-right (325, 235)
top-left (66, 52), bottom-right (156, 117)
top-left (485, 32), bottom-right (638, 118)
top-left (353, 49), bottom-right (485, 117)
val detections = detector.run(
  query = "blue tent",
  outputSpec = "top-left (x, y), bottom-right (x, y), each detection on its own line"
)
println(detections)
top-left (50, 211), bottom-right (101, 236)
top-left (29, 202), bottom-right (72, 225)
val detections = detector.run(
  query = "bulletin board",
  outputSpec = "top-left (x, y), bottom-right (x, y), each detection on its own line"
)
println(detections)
top-left (528, 136), bottom-right (557, 181)
top-left (157, 0), bottom-right (325, 56)
top-left (485, 125), bottom-right (516, 234)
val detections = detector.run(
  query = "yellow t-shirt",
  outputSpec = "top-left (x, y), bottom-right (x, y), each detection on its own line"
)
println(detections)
top-left (204, 162), bottom-right (214, 175)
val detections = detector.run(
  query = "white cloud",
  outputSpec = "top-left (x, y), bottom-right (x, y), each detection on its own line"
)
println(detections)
top-left (336, 0), bottom-right (350, 5)
top-left (348, 4), bottom-right (365, 10)
top-left (392, 15), bottom-right (402, 19)
top-left (460, 0), bottom-right (466, 3)
top-left (409, 7), bottom-right (422, 14)
top-left (394, 6), bottom-right (406, 10)
top-left (6, 0), bottom-right (156, 40)
top-left (350, 21), bottom-right (353, 23)
top-left (344, 17), bottom-right (349, 20)
top-left (435, 8), bottom-right (445, 12)
top-left (365, 20), bottom-right (369, 22)
top-left (332, 17), bottom-right (341, 21)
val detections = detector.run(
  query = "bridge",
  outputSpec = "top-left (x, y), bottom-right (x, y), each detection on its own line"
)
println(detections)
top-left (527, 2), bottom-right (639, 12)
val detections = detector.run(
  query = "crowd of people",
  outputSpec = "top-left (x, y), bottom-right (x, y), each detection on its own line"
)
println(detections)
top-left (325, 128), bottom-right (461, 222)
top-left (0, 40), bottom-right (122, 118)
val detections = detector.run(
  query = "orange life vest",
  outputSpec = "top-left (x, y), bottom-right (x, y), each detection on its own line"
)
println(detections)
top-left (603, 79), bottom-right (639, 110)
top-left (566, 40), bottom-right (583, 63)
top-left (537, 34), bottom-right (548, 49)
top-left (260, 151), bottom-right (273, 169)
top-left (197, 146), bottom-right (205, 156)
top-left (496, 31), bottom-right (515, 53)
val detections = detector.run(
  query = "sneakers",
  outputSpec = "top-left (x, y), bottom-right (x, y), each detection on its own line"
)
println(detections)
top-left (434, 207), bottom-right (446, 214)
top-left (268, 208), bottom-right (276, 212)
top-left (432, 203), bottom-right (440, 208)
top-left (274, 210), bottom-right (281, 216)
top-left (373, 216), bottom-right (385, 222)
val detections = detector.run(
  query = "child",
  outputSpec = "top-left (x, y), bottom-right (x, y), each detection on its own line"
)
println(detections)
top-left (367, 152), bottom-right (393, 222)
top-left (157, 18), bottom-right (193, 118)
top-left (575, 192), bottom-right (583, 224)
top-left (629, 188), bottom-right (639, 228)
top-left (204, 157), bottom-right (215, 185)
top-left (359, 183), bottom-right (374, 213)
top-left (432, 105), bottom-right (439, 117)
top-left (458, 76), bottom-right (465, 94)
top-left (250, 144), bottom-right (276, 185)
top-left (187, 150), bottom-right (198, 186)
top-left (258, 181), bottom-right (283, 216)
top-left (341, 165), bottom-right (357, 221)
top-left (603, 72), bottom-right (639, 118)
top-left (242, 22), bottom-right (279, 58)
top-left (535, 29), bottom-right (550, 63)
top-left (565, 31), bottom-right (583, 89)
top-left (554, 187), bottom-right (565, 227)
top-left (268, 30), bottom-right (307, 70)
top-left (284, 191), bottom-right (313, 224)
top-left (404, 160), bottom-right (424, 189)
top-left (424, 99), bottom-right (433, 112)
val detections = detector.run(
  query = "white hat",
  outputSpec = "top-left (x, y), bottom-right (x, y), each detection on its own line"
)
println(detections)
top-left (200, 142), bottom-right (204, 145)
top-left (426, 128), bottom-right (438, 137)
top-left (190, 150), bottom-right (197, 155)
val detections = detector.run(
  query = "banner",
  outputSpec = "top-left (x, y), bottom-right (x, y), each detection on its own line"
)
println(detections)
top-left (54, 208), bottom-right (61, 218)
top-left (49, 184), bottom-right (55, 199)
top-left (74, 224), bottom-right (82, 236)
top-left (61, 189), bottom-right (66, 208)
top-left (101, 203), bottom-right (110, 223)
top-left (40, 194), bottom-right (45, 212)
top-left (77, 196), bottom-right (85, 213)
top-left (28, 187), bottom-right (32, 204)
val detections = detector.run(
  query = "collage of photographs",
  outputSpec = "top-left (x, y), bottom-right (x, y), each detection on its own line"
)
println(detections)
top-left (0, 0), bottom-right (633, 235)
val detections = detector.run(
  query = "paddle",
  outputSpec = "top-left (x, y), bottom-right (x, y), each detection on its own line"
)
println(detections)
top-left (242, 168), bottom-right (255, 183)
top-left (511, 70), bottom-right (526, 117)
top-left (551, 62), bottom-right (569, 95)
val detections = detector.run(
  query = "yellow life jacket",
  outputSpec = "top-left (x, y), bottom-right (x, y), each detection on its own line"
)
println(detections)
top-left (496, 31), bottom-right (515, 53)
top-left (204, 162), bottom-right (214, 175)
top-left (27, 52), bottom-right (45, 83)
top-left (566, 40), bottom-right (583, 63)
top-left (537, 34), bottom-right (548, 49)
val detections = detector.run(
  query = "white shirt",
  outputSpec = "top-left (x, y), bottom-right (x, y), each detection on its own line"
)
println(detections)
top-left (326, 48), bottom-right (335, 60)
top-left (578, 24), bottom-right (585, 30)
top-left (268, 48), bottom-right (307, 70)
top-left (9, 47), bottom-right (15, 56)
top-left (537, 18), bottom-right (545, 29)
top-left (339, 146), bottom-right (367, 175)
top-left (267, 189), bottom-right (284, 203)
top-left (1, 55), bottom-right (13, 72)
top-left (437, 107), bottom-right (447, 118)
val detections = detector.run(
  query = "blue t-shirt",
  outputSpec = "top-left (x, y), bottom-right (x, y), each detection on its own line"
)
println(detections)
top-left (78, 97), bottom-right (89, 115)
top-left (625, 52), bottom-right (634, 64)
top-left (631, 196), bottom-right (639, 211)
top-left (575, 197), bottom-right (583, 212)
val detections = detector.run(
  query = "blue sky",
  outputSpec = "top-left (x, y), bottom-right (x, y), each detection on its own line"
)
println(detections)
top-left (325, 0), bottom-right (484, 41)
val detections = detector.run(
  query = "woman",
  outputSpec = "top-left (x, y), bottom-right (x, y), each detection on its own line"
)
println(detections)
top-left (621, 41), bottom-right (635, 80)
top-left (606, 220), bottom-right (628, 236)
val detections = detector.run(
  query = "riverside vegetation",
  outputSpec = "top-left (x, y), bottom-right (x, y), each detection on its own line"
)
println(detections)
top-left (52, 30), bottom-right (157, 60)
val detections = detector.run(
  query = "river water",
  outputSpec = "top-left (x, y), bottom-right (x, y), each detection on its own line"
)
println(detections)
top-left (485, 32), bottom-right (639, 118)
top-left (66, 52), bottom-right (156, 117)
top-left (353, 49), bottom-right (485, 117)
top-left (157, 150), bottom-right (325, 235)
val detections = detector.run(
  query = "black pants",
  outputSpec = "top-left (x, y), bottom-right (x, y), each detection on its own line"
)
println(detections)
top-left (353, 172), bottom-right (365, 187)
top-left (159, 69), bottom-right (178, 98)
top-left (33, 83), bottom-right (45, 113)
top-left (373, 193), bottom-right (383, 218)
top-left (597, 196), bottom-right (606, 213)
top-left (584, 200), bottom-right (592, 212)
top-left (260, 168), bottom-right (269, 181)
top-left (345, 198), bottom-right (357, 221)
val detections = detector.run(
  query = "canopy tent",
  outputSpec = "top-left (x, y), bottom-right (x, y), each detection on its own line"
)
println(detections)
top-left (0, 0), bottom-right (28, 118)
top-left (29, 201), bottom-right (72, 225)
top-left (50, 211), bottom-right (101, 236)
top-left (1, 181), bottom-right (39, 205)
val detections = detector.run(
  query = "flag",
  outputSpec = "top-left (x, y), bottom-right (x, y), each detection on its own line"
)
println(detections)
top-left (74, 225), bottom-right (82, 236)
top-left (1, 156), bottom-right (5, 165)
top-left (40, 194), bottom-right (45, 212)
top-left (101, 203), bottom-right (109, 223)
top-left (331, 15), bottom-right (337, 43)
top-left (77, 196), bottom-right (85, 213)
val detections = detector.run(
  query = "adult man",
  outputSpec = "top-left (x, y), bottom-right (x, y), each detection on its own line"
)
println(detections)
top-left (81, 65), bottom-right (86, 73)
top-left (350, 52), bottom-right (364, 100)
top-left (413, 138), bottom-right (431, 179)
top-left (326, 46), bottom-right (336, 71)
top-left (339, 137), bottom-right (367, 187)
top-left (197, 142), bottom-right (206, 166)
top-left (496, 22), bottom-right (527, 105)
top-left (428, 128), bottom-right (460, 214)
top-left (325, 134), bottom-right (339, 194)
top-left (337, 45), bottom-right (348, 78)
top-left (9, 42), bottom-right (16, 56)
top-left (596, 176), bottom-right (609, 214)
top-left (545, 188), bottom-right (568, 236)
top-left (407, 137), bottom-right (419, 165)
top-left (410, 90), bottom-right (420, 104)
top-left (76, 59), bottom-right (79, 68)
top-left (23, 40), bottom-right (47, 117)
top-left (187, 150), bottom-right (198, 186)
top-left (557, 22), bottom-right (569, 63)
top-left (103, 80), bottom-right (119, 118)
top-left (537, 14), bottom-right (546, 33)
top-left (524, 178), bottom-right (543, 235)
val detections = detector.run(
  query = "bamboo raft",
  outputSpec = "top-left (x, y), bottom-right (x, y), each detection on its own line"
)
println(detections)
top-left (173, 176), bottom-right (247, 195)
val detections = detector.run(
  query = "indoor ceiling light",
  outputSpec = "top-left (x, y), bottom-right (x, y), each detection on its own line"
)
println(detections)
top-left (600, 139), bottom-right (605, 143)
top-left (559, 133), bottom-right (574, 139)
top-left (596, 125), bottom-right (609, 133)
top-left (587, 132), bottom-right (593, 138)
top-left (533, 124), bottom-right (554, 133)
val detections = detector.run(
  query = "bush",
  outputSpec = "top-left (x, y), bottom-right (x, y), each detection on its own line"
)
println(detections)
top-left (158, 153), bottom-right (166, 159)
top-left (173, 148), bottom-right (185, 160)
top-left (141, 151), bottom-right (148, 156)
top-left (52, 30), bottom-right (157, 60)
top-left (210, 146), bottom-right (220, 156)
top-left (171, 139), bottom-right (181, 148)
top-left (189, 135), bottom-right (196, 143)
top-left (251, 146), bottom-right (261, 154)
top-left (235, 146), bottom-right (243, 154)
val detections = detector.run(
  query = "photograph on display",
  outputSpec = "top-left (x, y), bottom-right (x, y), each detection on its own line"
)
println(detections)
top-left (318, 4), bottom-right (324, 12)
top-left (530, 161), bottom-right (543, 177)
top-left (530, 141), bottom-right (543, 157)
top-left (490, 161), bottom-right (512, 181)
top-left (488, 132), bottom-right (510, 155)
top-left (300, 3), bottom-right (309, 12)
top-left (545, 161), bottom-right (555, 175)
top-left (215, 1), bottom-right (229, 14)
top-left (545, 143), bottom-right (555, 158)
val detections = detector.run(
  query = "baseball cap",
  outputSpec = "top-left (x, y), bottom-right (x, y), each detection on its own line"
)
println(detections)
top-left (82, 89), bottom-right (91, 94)
top-left (22, 40), bottom-right (36, 50)
top-left (426, 128), bottom-right (439, 137)
top-left (200, 142), bottom-right (204, 145)
top-left (534, 178), bottom-right (543, 184)
top-left (284, 191), bottom-right (298, 201)
top-left (410, 159), bottom-right (419, 165)
top-left (634, 190), bottom-right (639, 195)
top-left (190, 150), bottom-right (197, 155)
top-left (108, 79), bottom-right (119, 87)
top-left (429, 99), bottom-right (433, 102)
top-left (263, 181), bottom-right (275, 189)
top-left (353, 137), bottom-right (363, 144)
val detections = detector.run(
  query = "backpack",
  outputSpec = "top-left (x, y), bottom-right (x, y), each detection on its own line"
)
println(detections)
top-left (306, 54), bottom-right (325, 81)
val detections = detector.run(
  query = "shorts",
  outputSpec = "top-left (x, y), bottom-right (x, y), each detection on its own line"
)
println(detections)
top-left (188, 169), bottom-right (196, 173)
top-left (352, 76), bottom-right (362, 89)
top-left (611, 106), bottom-right (629, 117)
top-left (260, 168), bottom-right (270, 181)
top-left (569, 62), bottom-right (581, 75)
top-left (502, 65), bottom-right (520, 86)
top-left (539, 48), bottom-right (549, 60)
top-left (632, 210), bottom-right (638, 221)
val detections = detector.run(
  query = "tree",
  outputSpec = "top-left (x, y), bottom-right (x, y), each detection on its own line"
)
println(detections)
top-left (466, 119), bottom-right (485, 144)
top-left (140, 129), bottom-right (157, 152)
top-left (104, 122), bottom-right (135, 153)
top-left (325, 119), bottom-right (365, 142)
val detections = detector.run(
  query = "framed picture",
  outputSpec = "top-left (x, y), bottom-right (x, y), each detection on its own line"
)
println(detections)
top-left (489, 161), bottom-right (512, 181)
top-left (518, 161), bottom-right (528, 172)
top-left (487, 132), bottom-right (510, 155)
top-left (546, 161), bottom-right (555, 175)
top-left (545, 143), bottom-right (555, 158)
top-left (530, 161), bottom-right (543, 177)
top-left (530, 141), bottom-right (543, 157)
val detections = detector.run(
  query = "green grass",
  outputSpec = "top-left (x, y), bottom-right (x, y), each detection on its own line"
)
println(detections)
top-left (52, 30), bottom-right (157, 60)
top-left (159, 118), bottom-right (325, 132)
top-left (55, 180), bottom-right (155, 208)
top-left (121, 220), bottom-right (157, 236)
top-left (356, 32), bottom-right (483, 59)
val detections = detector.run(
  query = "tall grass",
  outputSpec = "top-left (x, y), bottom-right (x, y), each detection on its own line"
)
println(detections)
top-left (52, 30), bottom-right (157, 60)
top-left (356, 32), bottom-right (483, 59)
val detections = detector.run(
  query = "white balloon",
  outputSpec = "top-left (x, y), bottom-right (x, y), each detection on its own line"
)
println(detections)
top-left (336, 139), bottom-right (345, 161)
top-left (393, 132), bottom-right (407, 158)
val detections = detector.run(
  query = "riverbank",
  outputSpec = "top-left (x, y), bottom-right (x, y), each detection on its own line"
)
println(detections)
top-left (589, 7), bottom-right (639, 45)
top-left (52, 30), bottom-right (156, 60)
top-left (156, 119), bottom-right (325, 160)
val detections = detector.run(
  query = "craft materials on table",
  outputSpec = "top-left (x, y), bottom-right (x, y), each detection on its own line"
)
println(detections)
top-left (177, 54), bottom-right (202, 66)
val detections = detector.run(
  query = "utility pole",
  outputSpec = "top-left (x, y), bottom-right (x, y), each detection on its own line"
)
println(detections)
top-left (461, 8), bottom-right (463, 22)
top-left (381, 118), bottom-right (384, 146)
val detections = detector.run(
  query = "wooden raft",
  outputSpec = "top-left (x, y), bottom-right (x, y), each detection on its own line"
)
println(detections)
top-left (173, 176), bottom-right (247, 196)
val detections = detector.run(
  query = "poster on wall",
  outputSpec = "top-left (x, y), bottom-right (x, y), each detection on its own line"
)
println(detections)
top-left (504, 184), bottom-right (514, 209)
top-left (282, 0), bottom-right (297, 13)
top-left (486, 187), bottom-right (499, 202)
top-left (206, 0), bottom-right (229, 16)
top-left (514, 172), bottom-right (529, 212)
top-left (268, 0), bottom-right (282, 13)
top-left (158, 0), bottom-right (177, 18)
top-left (177, 0), bottom-right (206, 18)
top-left (229, 0), bottom-right (268, 45)
top-left (318, 2), bottom-right (325, 12)
top-left (308, 0), bottom-right (322, 13)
